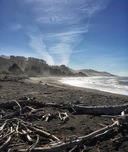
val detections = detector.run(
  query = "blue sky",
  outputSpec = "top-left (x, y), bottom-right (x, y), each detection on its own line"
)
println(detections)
top-left (0, 0), bottom-right (128, 76)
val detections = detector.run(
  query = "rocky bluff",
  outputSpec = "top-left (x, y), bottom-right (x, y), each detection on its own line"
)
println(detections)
top-left (0, 56), bottom-right (85, 77)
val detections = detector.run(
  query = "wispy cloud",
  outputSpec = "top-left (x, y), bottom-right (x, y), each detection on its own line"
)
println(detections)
top-left (23, 0), bottom-right (111, 65)
top-left (47, 28), bottom-right (88, 65)
top-left (28, 34), bottom-right (54, 65)
top-left (26, 0), bottom-right (110, 24)
top-left (9, 23), bottom-right (22, 31)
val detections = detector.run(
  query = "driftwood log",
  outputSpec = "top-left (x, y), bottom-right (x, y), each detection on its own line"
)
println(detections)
top-left (71, 104), bottom-right (128, 115)
top-left (1, 100), bottom-right (128, 115)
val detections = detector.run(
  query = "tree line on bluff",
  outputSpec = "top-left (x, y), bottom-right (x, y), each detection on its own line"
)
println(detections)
top-left (0, 56), bottom-right (87, 77)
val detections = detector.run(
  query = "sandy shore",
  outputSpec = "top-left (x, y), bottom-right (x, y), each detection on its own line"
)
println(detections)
top-left (28, 76), bottom-right (128, 102)
top-left (0, 76), bottom-right (128, 151)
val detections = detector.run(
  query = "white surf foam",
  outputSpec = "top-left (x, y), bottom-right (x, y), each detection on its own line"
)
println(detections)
top-left (59, 76), bottom-right (128, 96)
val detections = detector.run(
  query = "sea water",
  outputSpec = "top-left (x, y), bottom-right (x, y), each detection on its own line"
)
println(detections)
top-left (59, 76), bottom-right (128, 96)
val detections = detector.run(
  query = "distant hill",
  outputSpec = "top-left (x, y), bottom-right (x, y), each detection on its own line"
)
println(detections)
top-left (0, 55), bottom-right (114, 77)
top-left (78, 69), bottom-right (115, 76)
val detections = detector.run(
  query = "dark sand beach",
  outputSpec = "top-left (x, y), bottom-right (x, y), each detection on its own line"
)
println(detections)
top-left (0, 76), bottom-right (128, 151)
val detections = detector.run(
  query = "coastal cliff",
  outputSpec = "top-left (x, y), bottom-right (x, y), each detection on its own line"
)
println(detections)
top-left (0, 56), bottom-right (86, 76)
top-left (0, 55), bottom-right (113, 77)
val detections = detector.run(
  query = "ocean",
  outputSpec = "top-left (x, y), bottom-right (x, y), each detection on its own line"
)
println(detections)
top-left (59, 76), bottom-right (128, 96)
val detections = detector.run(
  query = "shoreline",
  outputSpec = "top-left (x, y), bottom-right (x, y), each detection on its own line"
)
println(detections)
top-left (28, 76), bottom-right (128, 98)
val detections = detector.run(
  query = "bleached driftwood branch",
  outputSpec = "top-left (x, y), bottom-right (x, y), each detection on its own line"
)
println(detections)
top-left (16, 110), bottom-right (128, 152)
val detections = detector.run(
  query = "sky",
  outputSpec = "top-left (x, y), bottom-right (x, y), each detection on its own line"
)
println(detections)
top-left (0, 0), bottom-right (128, 76)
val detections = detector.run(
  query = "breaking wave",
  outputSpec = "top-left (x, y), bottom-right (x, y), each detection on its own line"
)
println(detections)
top-left (59, 76), bottom-right (128, 96)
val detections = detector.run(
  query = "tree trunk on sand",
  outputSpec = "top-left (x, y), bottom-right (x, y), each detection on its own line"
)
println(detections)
top-left (72, 104), bottom-right (128, 115)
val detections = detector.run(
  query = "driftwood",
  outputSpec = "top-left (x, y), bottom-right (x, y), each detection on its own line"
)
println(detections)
top-left (58, 111), bottom-right (69, 121)
top-left (0, 99), bottom-right (128, 151)
top-left (27, 125), bottom-right (60, 142)
top-left (1, 99), bottom-right (128, 115)
top-left (15, 120), bottom-right (124, 152)
top-left (0, 99), bottom-right (45, 109)
top-left (42, 113), bottom-right (54, 122)
top-left (71, 104), bottom-right (128, 115)
top-left (0, 118), bottom-right (60, 151)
